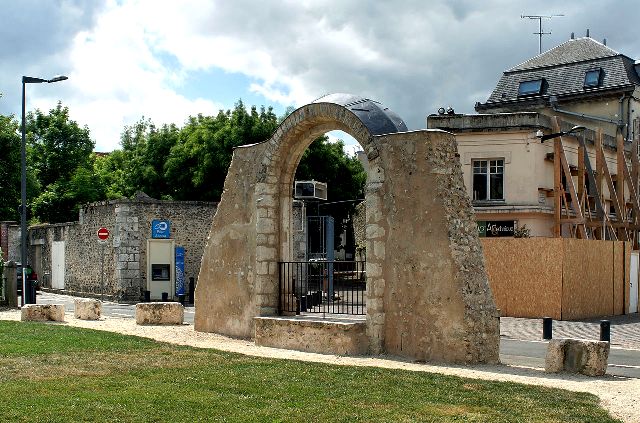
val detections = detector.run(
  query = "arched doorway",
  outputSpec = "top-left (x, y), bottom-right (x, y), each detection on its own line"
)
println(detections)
top-left (195, 93), bottom-right (499, 364)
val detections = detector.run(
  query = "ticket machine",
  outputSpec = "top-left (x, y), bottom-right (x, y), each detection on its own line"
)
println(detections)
top-left (147, 239), bottom-right (175, 300)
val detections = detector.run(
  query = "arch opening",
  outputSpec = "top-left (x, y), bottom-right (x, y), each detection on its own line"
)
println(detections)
top-left (195, 93), bottom-right (500, 364)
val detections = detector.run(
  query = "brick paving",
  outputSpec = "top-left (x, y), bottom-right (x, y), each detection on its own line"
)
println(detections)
top-left (500, 314), bottom-right (640, 350)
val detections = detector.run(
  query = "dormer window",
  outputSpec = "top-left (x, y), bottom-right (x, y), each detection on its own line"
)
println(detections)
top-left (584, 68), bottom-right (602, 87)
top-left (518, 79), bottom-right (544, 96)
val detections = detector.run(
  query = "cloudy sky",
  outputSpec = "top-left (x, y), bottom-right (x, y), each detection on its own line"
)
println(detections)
top-left (1, 0), bottom-right (639, 152)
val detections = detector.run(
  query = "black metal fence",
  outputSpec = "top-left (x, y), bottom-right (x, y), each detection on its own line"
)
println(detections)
top-left (279, 261), bottom-right (366, 315)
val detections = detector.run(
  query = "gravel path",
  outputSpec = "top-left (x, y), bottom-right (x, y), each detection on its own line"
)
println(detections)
top-left (1, 310), bottom-right (638, 422)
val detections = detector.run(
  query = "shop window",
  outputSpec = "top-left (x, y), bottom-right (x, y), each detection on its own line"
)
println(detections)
top-left (473, 159), bottom-right (504, 201)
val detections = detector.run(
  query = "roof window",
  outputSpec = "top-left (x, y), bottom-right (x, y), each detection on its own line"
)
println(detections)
top-left (518, 79), bottom-right (544, 96)
top-left (584, 68), bottom-right (602, 88)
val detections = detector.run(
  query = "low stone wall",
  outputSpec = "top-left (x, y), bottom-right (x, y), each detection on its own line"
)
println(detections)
top-left (254, 317), bottom-right (368, 355)
top-left (74, 299), bottom-right (102, 320)
top-left (135, 302), bottom-right (184, 325)
top-left (21, 304), bottom-right (65, 322)
top-left (545, 338), bottom-right (610, 376)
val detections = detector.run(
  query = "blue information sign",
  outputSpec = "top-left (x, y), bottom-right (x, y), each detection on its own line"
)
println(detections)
top-left (175, 246), bottom-right (185, 296)
top-left (152, 220), bottom-right (171, 239)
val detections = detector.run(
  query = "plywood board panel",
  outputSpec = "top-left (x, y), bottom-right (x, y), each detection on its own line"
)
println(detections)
top-left (619, 242), bottom-right (631, 315)
top-left (481, 238), bottom-right (508, 314)
top-left (482, 238), bottom-right (562, 319)
top-left (562, 239), bottom-right (614, 319)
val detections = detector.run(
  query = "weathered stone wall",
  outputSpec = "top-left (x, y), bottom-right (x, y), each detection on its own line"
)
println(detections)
top-left (292, 200), bottom-right (306, 261)
top-left (27, 199), bottom-right (216, 302)
top-left (367, 131), bottom-right (499, 363)
top-left (352, 202), bottom-right (366, 261)
top-left (195, 99), bottom-right (499, 364)
top-left (0, 221), bottom-right (17, 260)
top-left (6, 223), bottom-right (20, 262)
top-left (29, 222), bottom-right (88, 292)
top-left (254, 317), bottom-right (368, 355)
top-left (195, 144), bottom-right (264, 337)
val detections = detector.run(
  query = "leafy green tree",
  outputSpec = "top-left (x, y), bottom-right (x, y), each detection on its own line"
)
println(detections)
top-left (295, 136), bottom-right (366, 204)
top-left (93, 150), bottom-right (129, 200)
top-left (117, 119), bottom-right (180, 199)
top-left (27, 103), bottom-right (98, 223)
top-left (0, 114), bottom-right (21, 221)
top-left (295, 135), bottom-right (366, 249)
top-left (164, 101), bottom-right (279, 201)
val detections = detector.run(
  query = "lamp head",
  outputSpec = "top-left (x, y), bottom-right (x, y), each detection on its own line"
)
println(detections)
top-left (48, 75), bottom-right (68, 83)
top-left (568, 125), bottom-right (586, 133)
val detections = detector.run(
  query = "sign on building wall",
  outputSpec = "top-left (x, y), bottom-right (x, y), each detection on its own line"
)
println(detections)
top-left (152, 220), bottom-right (171, 239)
top-left (175, 246), bottom-right (185, 296)
top-left (477, 220), bottom-right (515, 237)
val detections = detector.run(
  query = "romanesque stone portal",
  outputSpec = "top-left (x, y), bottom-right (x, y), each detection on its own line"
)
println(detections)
top-left (195, 94), bottom-right (500, 363)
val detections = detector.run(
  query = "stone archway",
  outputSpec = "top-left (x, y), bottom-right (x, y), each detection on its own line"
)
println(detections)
top-left (195, 94), bottom-right (499, 364)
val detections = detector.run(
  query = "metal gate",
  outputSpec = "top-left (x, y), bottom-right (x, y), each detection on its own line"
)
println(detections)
top-left (279, 260), bottom-right (365, 315)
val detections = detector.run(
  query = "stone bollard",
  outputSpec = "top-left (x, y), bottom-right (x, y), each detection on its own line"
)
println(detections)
top-left (21, 304), bottom-right (65, 322)
top-left (135, 302), bottom-right (184, 325)
top-left (545, 338), bottom-right (609, 376)
top-left (74, 299), bottom-right (102, 320)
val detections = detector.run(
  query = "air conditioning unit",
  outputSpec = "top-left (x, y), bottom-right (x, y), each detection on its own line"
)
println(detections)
top-left (294, 180), bottom-right (327, 200)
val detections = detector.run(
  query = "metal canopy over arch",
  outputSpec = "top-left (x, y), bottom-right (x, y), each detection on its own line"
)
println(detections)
top-left (313, 93), bottom-right (408, 136)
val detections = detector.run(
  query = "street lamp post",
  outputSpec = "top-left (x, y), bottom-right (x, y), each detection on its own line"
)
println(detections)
top-left (20, 75), bottom-right (68, 306)
top-left (537, 125), bottom-right (586, 142)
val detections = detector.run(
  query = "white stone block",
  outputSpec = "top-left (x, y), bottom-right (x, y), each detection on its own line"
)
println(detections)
top-left (545, 338), bottom-right (609, 376)
top-left (21, 304), bottom-right (65, 322)
top-left (74, 299), bottom-right (102, 320)
top-left (135, 302), bottom-right (184, 325)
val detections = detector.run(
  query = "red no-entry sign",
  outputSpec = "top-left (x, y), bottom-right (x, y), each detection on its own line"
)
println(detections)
top-left (97, 227), bottom-right (110, 241)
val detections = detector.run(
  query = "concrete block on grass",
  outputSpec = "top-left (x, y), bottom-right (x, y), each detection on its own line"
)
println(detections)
top-left (545, 338), bottom-right (609, 376)
top-left (21, 304), bottom-right (65, 322)
top-left (74, 299), bottom-right (102, 320)
top-left (135, 302), bottom-right (184, 325)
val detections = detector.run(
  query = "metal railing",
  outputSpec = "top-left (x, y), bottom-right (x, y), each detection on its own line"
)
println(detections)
top-left (279, 261), bottom-right (366, 315)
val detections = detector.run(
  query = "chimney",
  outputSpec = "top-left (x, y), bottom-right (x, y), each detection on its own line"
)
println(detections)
top-left (586, 28), bottom-right (590, 37)
top-left (603, 38), bottom-right (607, 46)
top-left (570, 32), bottom-right (575, 39)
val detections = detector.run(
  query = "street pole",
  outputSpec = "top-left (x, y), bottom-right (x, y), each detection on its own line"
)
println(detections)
top-left (101, 243), bottom-right (105, 301)
top-left (20, 80), bottom-right (27, 306)
top-left (20, 75), bottom-right (68, 306)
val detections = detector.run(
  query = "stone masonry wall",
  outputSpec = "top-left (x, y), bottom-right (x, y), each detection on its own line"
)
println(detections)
top-left (367, 130), bottom-right (499, 363)
top-left (27, 199), bottom-right (216, 302)
top-left (129, 200), bottom-right (217, 297)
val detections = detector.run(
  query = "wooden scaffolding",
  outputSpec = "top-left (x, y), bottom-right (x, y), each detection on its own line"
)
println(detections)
top-left (552, 117), bottom-right (640, 248)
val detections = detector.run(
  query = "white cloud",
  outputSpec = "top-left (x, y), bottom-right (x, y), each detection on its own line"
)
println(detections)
top-left (2, 0), bottom-right (639, 152)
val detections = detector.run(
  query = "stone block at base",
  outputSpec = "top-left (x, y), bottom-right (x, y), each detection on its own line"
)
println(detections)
top-left (21, 304), bottom-right (65, 322)
top-left (545, 338), bottom-right (609, 376)
top-left (74, 299), bottom-right (102, 320)
top-left (254, 316), bottom-right (368, 355)
top-left (135, 302), bottom-right (184, 325)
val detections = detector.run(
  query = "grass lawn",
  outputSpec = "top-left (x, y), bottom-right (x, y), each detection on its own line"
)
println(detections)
top-left (0, 321), bottom-right (620, 423)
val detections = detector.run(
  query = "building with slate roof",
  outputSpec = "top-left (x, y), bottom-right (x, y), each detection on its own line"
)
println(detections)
top-left (428, 35), bottom-right (640, 239)
top-left (475, 36), bottom-right (640, 140)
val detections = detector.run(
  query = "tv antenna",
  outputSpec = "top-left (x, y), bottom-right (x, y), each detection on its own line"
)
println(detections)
top-left (521, 14), bottom-right (565, 54)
